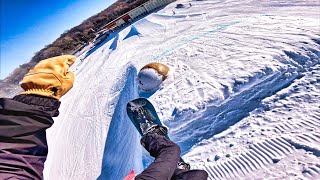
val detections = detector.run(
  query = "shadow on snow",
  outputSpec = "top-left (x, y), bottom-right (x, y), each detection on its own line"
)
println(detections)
top-left (98, 66), bottom-right (144, 179)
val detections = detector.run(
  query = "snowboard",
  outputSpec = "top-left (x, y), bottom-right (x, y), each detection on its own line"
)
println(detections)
top-left (126, 97), bottom-right (188, 166)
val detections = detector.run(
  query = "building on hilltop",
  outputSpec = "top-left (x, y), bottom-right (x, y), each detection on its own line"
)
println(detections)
top-left (87, 0), bottom-right (175, 50)
top-left (102, 0), bottom-right (175, 32)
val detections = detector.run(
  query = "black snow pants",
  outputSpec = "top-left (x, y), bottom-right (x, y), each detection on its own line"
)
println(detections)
top-left (136, 134), bottom-right (208, 180)
top-left (0, 95), bottom-right (60, 180)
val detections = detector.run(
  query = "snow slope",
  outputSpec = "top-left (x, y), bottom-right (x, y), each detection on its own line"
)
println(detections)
top-left (1, 0), bottom-right (318, 179)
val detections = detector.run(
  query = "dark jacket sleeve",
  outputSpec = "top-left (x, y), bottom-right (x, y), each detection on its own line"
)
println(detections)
top-left (136, 134), bottom-right (209, 180)
top-left (0, 95), bottom-right (60, 180)
top-left (171, 169), bottom-right (208, 180)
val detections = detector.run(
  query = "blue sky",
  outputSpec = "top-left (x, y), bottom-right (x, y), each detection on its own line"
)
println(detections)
top-left (0, 0), bottom-right (114, 79)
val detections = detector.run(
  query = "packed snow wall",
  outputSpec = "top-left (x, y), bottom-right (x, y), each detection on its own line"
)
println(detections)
top-left (98, 66), bottom-right (144, 179)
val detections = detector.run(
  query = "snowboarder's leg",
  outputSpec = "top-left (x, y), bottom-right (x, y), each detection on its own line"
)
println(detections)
top-left (172, 169), bottom-right (208, 180)
top-left (135, 133), bottom-right (181, 180)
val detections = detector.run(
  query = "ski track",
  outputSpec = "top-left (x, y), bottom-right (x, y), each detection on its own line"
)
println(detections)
top-left (184, 65), bottom-right (320, 179)
top-left (0, 0), bottom-right (319, 179)
top-left (168, 47), bottom-right (319, 154)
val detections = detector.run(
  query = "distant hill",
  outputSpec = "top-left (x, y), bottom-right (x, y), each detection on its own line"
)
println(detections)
top-left (0, 0), bottom-right (148, 89)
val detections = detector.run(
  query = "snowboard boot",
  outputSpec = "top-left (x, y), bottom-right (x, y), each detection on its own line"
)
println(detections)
top-left (140, 121), bottom-right (168, 136)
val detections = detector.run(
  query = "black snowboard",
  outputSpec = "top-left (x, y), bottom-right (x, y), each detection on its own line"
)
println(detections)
top-left (126, 98), bottom-right (169, 138)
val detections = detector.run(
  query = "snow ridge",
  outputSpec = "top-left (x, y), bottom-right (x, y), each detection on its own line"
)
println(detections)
top-left (98, 65), bottom-right (143, 179)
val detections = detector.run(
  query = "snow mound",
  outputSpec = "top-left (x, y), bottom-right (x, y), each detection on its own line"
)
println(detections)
top-left (109, 34), bottom-right (119, 50)
top-left (184, 64), bottom-right (320, 179)
top-left (123, 26), bottom-right (141, 40)
top-left (133, 18), bottom-right (165, 35)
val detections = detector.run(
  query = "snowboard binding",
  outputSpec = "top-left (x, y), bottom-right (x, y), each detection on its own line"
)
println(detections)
top-left (177, 161), bottom-right (191, 170)
top-left (141, 121), bottom-right (168, 136)
top-left (127, 98), bottom-right (190, 170)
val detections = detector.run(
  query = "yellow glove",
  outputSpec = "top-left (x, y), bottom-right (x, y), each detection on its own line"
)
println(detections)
top-left (20, 55), bottom-right (76, 100)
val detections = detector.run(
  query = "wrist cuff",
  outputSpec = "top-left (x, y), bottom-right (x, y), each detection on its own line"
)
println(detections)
top-left (20, 89), bottom-right (59, 100)
top-left (13, 94), bottom-right (61, 115)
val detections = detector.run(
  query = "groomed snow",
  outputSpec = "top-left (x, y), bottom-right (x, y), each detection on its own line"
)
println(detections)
top-left (1, 0), bottom-right (319, 179)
